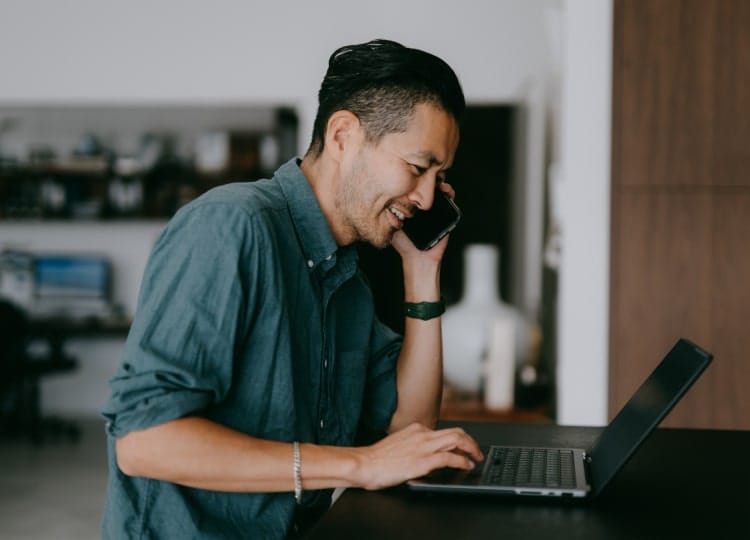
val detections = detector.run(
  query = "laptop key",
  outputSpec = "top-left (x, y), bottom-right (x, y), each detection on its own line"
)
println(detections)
top-left (483, 447), bottom-right (577, 489)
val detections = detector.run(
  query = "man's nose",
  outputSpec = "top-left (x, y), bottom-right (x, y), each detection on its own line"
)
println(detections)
top-left (410, 175), bottom-right (436, 210)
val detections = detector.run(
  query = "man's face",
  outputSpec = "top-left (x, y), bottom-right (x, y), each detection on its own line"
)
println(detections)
top-left (336, 103), bottom-right (460, 248)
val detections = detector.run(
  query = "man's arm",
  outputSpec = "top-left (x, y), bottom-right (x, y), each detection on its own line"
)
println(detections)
top-left (115, 416), bottom-right (482, 492)
top-left (387, 227), bottom-right (450, 432)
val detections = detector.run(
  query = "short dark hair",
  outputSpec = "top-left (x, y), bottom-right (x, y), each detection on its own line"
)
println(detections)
top-left (306, 39), bottom-right (465, 157)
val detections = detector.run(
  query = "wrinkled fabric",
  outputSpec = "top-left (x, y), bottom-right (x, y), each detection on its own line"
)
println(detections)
top-left (101, 159), bottom-right (401, 539)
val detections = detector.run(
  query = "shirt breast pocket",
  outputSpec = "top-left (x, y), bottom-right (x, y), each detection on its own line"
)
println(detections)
top-left (333, 350), bottom-right (368, 442)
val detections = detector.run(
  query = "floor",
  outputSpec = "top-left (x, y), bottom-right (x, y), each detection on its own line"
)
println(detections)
top-left (0, 416), bottom-right (108, 540)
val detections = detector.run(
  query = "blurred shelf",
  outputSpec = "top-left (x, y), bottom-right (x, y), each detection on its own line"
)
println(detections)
top-left (440, 397), bottom-right (551, 423)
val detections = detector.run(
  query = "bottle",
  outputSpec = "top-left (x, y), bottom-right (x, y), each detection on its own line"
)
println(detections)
top-left (483, 314), bottom-right (516, 411)
top-left (442, 244), bottom-right (527, 396)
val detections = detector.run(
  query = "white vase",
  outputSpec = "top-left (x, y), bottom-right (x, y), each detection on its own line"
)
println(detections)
top-left (442, 244), bottom-right (526, 396)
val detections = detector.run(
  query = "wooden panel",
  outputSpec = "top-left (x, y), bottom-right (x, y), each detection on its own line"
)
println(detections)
top-left (611, 0), bottom-right (750, 429)
top-left (615, 0), bottom-right (718, 187)
top-left (713, 0), bottom-right (750, 187)
top-left (614, 0), bottom-right (750, 188)
top-left (609, 186), bottom-right (714, 426)
top-left (709, 189), bottom-right (750, 428)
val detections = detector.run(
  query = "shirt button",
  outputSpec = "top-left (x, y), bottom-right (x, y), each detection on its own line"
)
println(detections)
top-left (324, 358), bottom-right (328, 369)
top-left (307, 259), bottom-right (314, 268)
top-left (320, 419), bottom-right (325, 429)
top-left (325, 254), bottom-right (333, 261)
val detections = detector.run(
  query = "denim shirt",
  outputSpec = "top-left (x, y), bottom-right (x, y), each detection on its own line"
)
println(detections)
top-left (101, 159), bottom-right (401, 539)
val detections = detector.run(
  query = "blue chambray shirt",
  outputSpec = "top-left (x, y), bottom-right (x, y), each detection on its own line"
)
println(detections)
top-left (101, 159), bottom-right (401, 539)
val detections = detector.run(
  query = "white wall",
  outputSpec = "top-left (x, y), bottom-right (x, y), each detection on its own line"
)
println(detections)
top-left (0, 0), bottom-right (559, 150)
top-left (556, 0), bottom-right (612, 425)
top-left (0, 0), bottom-right (613, 424)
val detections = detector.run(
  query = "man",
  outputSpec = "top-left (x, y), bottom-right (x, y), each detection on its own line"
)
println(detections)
top-left (101, 39), bottom-right (483, 539)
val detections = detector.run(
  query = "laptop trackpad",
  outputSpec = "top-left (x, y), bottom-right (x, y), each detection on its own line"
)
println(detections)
top-left (418, 463), bottom-right (484, 487)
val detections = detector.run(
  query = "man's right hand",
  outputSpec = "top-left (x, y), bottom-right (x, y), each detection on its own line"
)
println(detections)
top-left (352, 423), bottom-right (484, 491)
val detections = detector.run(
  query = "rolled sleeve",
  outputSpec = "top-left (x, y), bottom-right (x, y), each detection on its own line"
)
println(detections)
top-left (103, 369), bottom-right (215, 438)
top-left (102, 202), bottom-right (256, 438)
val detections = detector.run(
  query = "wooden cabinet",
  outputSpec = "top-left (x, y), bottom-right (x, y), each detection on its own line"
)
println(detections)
top-left (610, 0), bottom-right (750, 429)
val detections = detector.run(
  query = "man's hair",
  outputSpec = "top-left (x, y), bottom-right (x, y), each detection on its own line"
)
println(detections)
top-left (306, 39), bottom-right (465, 157)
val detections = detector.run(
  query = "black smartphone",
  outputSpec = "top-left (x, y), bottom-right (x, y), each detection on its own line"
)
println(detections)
top-left (402, 191), bottom-right (462, 250)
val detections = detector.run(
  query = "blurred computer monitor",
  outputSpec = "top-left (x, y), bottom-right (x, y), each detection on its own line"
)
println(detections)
top-left (31, 254), bottom-right (113, 320)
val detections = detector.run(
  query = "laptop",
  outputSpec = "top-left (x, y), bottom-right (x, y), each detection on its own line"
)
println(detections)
top-left (408, 338), bottom-right (713, 498)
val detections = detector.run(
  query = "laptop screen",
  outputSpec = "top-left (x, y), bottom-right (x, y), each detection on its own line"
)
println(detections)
top-left (588, 339), bottom-right (712, 495)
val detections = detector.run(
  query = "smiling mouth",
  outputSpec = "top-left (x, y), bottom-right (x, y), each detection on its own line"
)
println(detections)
top-left (388, 206), bottom-right (406, 222)
top-left (387, 205), bottom-right (413, 231)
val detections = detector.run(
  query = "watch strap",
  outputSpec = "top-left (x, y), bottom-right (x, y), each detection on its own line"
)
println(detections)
top-left (403, 298), bottom-right (446, 320)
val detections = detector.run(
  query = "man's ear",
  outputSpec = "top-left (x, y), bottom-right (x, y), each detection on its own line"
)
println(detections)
top-left (323, 110), bottom-right (362, 163)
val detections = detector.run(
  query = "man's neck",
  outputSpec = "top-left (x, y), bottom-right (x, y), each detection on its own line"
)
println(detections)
top-left (299, 155), bottom-right (351, 247)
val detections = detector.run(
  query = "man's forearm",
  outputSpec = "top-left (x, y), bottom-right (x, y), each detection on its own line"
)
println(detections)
top-left (389, 317), bottom-right (444, 431)
top-left (389, 257), bottom-right (444, 431)
top-left (115, 416), bottom-right (361, 493)
top-left (114, 415), bottom-right (482, 494)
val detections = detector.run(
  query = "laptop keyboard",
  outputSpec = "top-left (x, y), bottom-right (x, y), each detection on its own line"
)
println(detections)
top-left (484, 447), bottom-right (577, 489)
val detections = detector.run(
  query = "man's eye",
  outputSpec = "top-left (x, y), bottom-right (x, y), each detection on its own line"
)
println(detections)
top-left (411, 164), bottom-right (427, 175)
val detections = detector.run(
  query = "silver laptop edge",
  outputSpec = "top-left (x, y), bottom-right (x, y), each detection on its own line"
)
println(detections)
top-left (407, 338), bottom-right (713, 499)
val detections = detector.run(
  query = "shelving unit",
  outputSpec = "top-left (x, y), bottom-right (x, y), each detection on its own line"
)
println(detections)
top-left (0, 105), bottom-right (298, 220)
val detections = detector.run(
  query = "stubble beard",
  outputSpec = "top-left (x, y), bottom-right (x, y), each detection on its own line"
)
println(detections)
top-left (337, 161), bottom-right (395, 249)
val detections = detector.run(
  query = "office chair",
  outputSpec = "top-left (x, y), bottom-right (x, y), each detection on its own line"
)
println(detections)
top-left (0, 299), bottom-right (79, 444)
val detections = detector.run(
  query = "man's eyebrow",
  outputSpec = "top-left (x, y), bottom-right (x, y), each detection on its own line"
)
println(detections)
top-left (406, 151), bottom-right (445, 167)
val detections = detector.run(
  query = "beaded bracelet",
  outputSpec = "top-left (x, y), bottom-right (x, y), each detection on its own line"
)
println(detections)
top-left (293, 441), bottom-right (302, 504)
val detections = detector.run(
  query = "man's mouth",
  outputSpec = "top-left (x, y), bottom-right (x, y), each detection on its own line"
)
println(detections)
top-left (388, 206), bottom-right (406, 223)
top-left (388, 205), bottom-right (414, 231)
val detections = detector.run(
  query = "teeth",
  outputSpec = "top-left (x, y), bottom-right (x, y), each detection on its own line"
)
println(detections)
top-left (389, 207), bottom-right (405, 221)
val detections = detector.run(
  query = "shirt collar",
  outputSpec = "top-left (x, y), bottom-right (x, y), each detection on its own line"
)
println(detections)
top-left (276, 158), bottom-right (357, 274)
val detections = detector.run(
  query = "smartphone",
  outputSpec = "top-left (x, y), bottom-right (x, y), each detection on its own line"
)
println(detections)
top-left (402, 191), bottom-right (462, 250)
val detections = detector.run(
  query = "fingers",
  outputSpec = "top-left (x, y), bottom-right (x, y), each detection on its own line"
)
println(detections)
top-left (427, 449), bottom-right (476, 472)
top-left (398, 423), bottom-right (484, 466)
top-left (411, 438), bottom-right (481, 479)
top-left (424, 427), bottom-right (484, 463)
top-left (438, 181), bottom-right (456, 200)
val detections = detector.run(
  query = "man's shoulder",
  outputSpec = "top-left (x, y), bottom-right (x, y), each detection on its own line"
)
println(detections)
top-left (195, 177), bottom-right (286, 215)
top-left (164, 159), bottom-right (309, 241)
top-left (159, 178), bottom-right (290, 246)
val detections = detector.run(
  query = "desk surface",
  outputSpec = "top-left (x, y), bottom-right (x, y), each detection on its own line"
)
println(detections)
top-left (306, 422), bottom-right (750, 540)
top-left (28, 315), bottom-right (131, 337)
